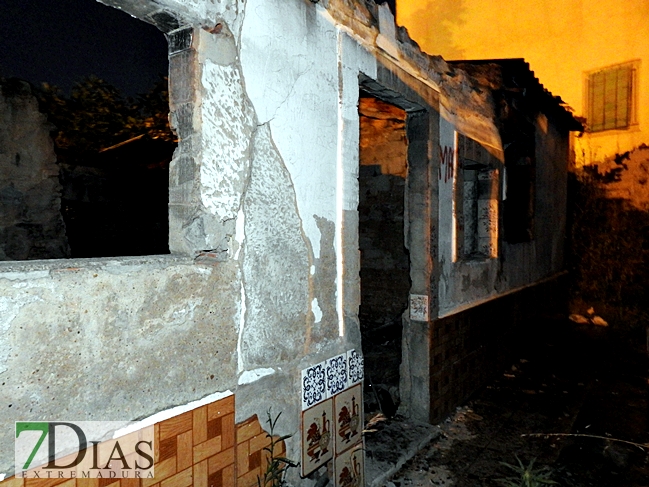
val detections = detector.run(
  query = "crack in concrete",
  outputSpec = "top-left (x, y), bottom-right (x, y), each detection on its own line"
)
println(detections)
top-left (266, 62), bottom-right (315, 125)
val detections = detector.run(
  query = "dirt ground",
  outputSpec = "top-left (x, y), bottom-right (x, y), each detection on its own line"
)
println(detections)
top-left (377, 318), bottom-right (649, 486)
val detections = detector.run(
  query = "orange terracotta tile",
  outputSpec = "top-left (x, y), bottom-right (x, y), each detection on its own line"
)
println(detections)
top-left (193, 436), bottom-right (222, 465)
top-left (220, 415), bottom-right (235, 450)
top-left (248, 433), bottom-right (270, 454)
top-left (25, 478), bottom-right (71, 487)
top-left (248, 451), bottom-right (261, 472)
top-left (154, 425), bottom-right (160, 464)
top-left (206, 419), bottom-right (222, 441)
top-left (160, 468), bottom-right (192, 487)
top-left (192, 407), bottom-right (208, 446)
top-left (176, 431), bottom-right (193, 472)
top-left (235, 440), bottom-right (249, 476)
top-left (193, 460), bottom-right (208, 487)
top-left (143, 456), bottom-right (176, 487)
top-left (207, 470), bottom-right (221, 487)
top-left (158, 437), bottom-right (177, 463)
top-left (220, 465), bottom-right (234, 487)
top-left (207, 448), bottom-right (234, 476)
top-left (76, 478), bottom-right (99, 487)
top-left (262, 449), bottom-right (272, 467)
top-left (0, 477), bottom-right (23, 487)
top-left (235, 470), bottom-right (258, 487)
top-left (113, 430), bottom-right (153, 462)
top-left (207, 396), bottom-right (234, 421)
top-left (159, 412), bottom-right (193, 441)
top-left (235, 420), bottom-right (260, 445)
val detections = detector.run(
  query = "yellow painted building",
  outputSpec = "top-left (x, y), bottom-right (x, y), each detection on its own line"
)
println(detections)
top-left (397, 0), bottom-right (649, 166)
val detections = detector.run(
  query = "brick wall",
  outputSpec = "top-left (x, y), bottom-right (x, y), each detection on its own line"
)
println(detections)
top-left (429, 275), bottom-right (567, 422)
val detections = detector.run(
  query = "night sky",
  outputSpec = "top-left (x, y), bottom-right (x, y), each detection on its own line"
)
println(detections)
top-left (0, 0), bottom-right (168, 95)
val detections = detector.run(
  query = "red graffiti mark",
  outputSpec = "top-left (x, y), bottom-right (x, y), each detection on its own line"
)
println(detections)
top-left (439, 145), bottom-right (455, 182)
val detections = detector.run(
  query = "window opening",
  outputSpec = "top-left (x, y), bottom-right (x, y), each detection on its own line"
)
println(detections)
top-left (0, 0), bottom-right (172, 261)
top-left (455, 133), bottom-right (499, 259)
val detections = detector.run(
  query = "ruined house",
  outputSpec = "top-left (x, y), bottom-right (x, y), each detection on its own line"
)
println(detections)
top-left (0, 1), bottom-right (580, 487)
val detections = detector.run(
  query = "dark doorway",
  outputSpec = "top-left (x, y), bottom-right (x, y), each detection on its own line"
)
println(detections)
top-left (358, 91), bottom-right (410, 417)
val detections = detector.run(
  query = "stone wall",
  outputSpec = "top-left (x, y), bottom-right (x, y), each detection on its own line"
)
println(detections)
top-left (0, 79), bottom-right (69, 260)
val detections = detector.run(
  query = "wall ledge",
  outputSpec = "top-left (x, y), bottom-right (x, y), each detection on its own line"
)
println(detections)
top-left (0, 253), bottom-right (196, 276)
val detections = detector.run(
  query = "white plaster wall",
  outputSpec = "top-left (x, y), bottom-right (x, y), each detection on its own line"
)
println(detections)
top-left (241, 0), bottom-right (340, 260)
top-left (339, 30), bottom-right (378, 212)
top-left (438, 112), bottom-right (505, 317)
top-left (437, 113), bottom-right (456, 311)
top-left (238, 0), bottom-right (379, 339)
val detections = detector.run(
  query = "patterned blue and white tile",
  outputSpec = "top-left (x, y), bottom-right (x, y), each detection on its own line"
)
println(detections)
top-left (302, 361), bottom-right (327, 410)
top-left (325, 353), bottom-right (348, 398)
top-left (346, 349), bottom-right (364, 386)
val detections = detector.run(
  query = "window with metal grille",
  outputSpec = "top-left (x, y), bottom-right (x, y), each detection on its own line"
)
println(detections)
top-left (587, 62), bottom-right (636, 132)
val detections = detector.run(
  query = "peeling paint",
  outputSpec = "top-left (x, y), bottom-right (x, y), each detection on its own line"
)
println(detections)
top-left (311, 298), bottom-right (323, 324)
top-left (199, 56), bottom-right (254, 222)
top-left (240, 123), bottom-right (311, 367)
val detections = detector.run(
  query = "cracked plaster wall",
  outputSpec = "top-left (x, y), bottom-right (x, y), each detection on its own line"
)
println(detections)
top-left (0, 0), bottom-right (515, 478)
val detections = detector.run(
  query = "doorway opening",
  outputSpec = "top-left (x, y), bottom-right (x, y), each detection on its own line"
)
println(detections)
top-left (358, 90), bottom-right (410, 417)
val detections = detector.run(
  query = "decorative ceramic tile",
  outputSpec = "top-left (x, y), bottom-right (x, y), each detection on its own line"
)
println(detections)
top-left (325, 354), bottom-right (348, 397)
top-left (301, 399), bottom-right (334, 477)
top-left (347, 349), bottom-right (364, 385)
top-left (334, 444), bottom-right (364, 487)
top-left (333, 383), bottom-right (363, 454)
top-left (409, 294), bottom-right (429, 321)
top-left (236, 414), bottom-right (284, 487)
top-left (302, 361), bottom-right (326, 410)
